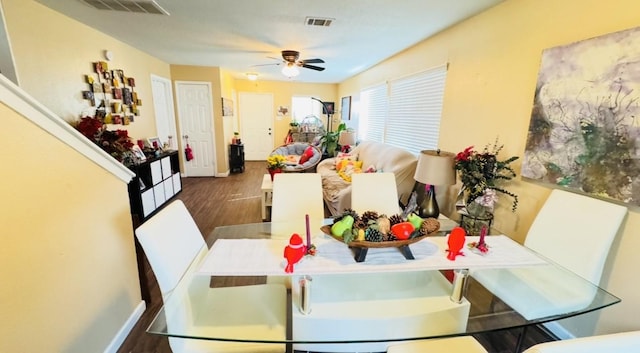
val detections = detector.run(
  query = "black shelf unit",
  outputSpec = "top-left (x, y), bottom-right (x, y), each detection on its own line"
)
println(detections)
top-left (229, 143), bottom-right (245, 173)
top-left (127, 150), bottom-right (182, 224)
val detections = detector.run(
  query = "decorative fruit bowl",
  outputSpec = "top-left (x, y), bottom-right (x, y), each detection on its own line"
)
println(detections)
top-left (322, 209), bottom-right (441, 262)
top-left (320, 225), bottom-right (438, 249)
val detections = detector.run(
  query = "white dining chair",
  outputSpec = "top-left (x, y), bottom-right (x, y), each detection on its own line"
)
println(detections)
top-left (135, 200), bottom-right (287, 353)
top-left (473, 189), bottom-right (627, 319)
top-left (351, 172), bottom-right (401, 216)
top-left (269, 173), bottom-right (325, 288)
top-left (471, 189), bottom-right (627, 351)
top-left (271, 172), bottom-right (325, 239)
top-left (292, 271), bottom-right (474, 353)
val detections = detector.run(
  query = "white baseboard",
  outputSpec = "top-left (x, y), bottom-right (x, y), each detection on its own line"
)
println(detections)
top-left (104, 300), bottom-right (146, 353)
top-left (543, 321), bottom-right (576, 340)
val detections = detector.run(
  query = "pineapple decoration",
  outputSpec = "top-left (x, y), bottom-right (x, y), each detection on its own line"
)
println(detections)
top-left (329, 191), bottom-right (440, 244)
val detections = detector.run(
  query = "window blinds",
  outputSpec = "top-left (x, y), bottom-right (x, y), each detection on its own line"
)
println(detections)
top-left (358, 83), bottom-right (387, 143)
top-left (358, 64), bottom-right (448, 154)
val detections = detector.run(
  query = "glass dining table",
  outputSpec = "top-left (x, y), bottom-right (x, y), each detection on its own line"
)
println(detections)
top-left (146, 222), bottom-right (620, 353)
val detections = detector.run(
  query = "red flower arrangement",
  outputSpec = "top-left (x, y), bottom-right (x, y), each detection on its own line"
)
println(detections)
top-left (75, 116), bottom-right (135, 165)
top-left (454, 139), bottom-right (519, 214)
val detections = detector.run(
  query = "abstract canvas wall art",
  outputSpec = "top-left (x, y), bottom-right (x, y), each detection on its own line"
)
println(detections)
top-left (522, 26), bottom-right (640, 206)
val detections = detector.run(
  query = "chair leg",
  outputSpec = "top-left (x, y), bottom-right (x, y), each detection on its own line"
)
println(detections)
top-left (515, 325), bottom-right (528, 353)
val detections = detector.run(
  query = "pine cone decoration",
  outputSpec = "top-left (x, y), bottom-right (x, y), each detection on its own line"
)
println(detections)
top-left (389, 214), bottom-right (404, 226)
top-left (420, 218), bottom-right (440, 236)
top-left (353, 218), bottom-right (367, 230)
top-left (361, 211), bottom-right (380, 225)
top-left (364, 227), bottom-right (383, 242)
top-left (333, 208), bottom-right (359, 223)
top-left (382, 232), bottom-right (397, 241)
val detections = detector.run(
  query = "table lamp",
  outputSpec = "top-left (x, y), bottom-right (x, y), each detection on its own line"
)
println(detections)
top-left (413, 150), bottom-right (456, 218)
top-left (338, 130), bottom-right (357, 152)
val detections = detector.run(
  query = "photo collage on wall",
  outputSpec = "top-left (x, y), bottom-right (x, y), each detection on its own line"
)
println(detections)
top-left (82, 61), bottom-right (142, 126)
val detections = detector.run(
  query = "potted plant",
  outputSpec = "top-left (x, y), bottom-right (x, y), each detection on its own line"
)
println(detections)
top-left (319, 122), bottom-right (346, 157)
top-left (454, 138), bottom-right (519, 236)
top-left (266, 154), bottom-right (286, 181)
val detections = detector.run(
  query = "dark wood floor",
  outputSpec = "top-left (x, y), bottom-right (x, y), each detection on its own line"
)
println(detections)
top-left (116, 161), bottom-right (556, 353)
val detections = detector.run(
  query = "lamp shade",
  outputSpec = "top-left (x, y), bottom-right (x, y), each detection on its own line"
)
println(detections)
top-left (414, 150), bottom-right (456, 186)
top-left (338, 130), bottom-right (357, 146)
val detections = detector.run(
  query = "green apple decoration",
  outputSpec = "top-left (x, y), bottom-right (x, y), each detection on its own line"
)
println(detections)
top-left (407, 213), bottom-right (424, 230)
top-left (331, 215), bottom-right (354, 237)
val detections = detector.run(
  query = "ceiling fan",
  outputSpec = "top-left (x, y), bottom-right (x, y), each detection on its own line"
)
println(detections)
top-left (254, 50), bottom-right (325, 77)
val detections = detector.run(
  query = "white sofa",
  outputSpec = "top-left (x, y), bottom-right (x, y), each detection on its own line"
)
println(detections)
top-left (317, 141), bottom-right (417, 216)
top-left (523, 331), bottom-right (640, 353)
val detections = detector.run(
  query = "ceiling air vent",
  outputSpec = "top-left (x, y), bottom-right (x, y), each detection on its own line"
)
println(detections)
top-left (305, 17), bottom-right (334, 27)
top-left (80, 0), bottom-right (170, 15)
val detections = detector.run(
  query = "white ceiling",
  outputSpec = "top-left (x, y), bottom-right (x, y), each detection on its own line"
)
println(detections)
top-left (34, 0), bottom-right (504, 83)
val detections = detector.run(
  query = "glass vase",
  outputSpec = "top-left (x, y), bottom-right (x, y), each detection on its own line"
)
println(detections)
top-left (268, 168), bottom-right (282, 181)
top-left (460, 213), bottom-right (493, 237)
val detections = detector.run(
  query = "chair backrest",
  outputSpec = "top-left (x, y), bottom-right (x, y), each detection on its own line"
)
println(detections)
top-left (525, 189), bottom-right (627, 284)
top-left (135, 200), bottom-right (207, 298)
top-left (271, 173), bottom-right (324, 238)
top-left (351, 172), bottom-right (400, 216)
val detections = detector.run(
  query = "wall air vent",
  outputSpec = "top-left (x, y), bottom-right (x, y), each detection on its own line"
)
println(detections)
top-left (80, 0), bottom-right (170, 15)
top-left (305, 17), bottom-right (334, 27)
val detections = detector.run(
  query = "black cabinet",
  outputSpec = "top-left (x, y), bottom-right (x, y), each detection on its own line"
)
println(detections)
top-left (127, 150), bottom-right (182, 224)
top-left (229, 144), bottom-right (245, 173)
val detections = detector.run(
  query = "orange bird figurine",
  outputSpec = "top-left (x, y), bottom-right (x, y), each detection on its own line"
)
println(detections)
top-left (284, 233), bottom-right (307, 273)
top-left (447, 227), bottom-right (467, 261)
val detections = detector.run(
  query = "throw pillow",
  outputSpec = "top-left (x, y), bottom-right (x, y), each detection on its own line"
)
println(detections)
top-left (298, 146), bottom-right (314, 164)
top-left (364, 164), bottom-right (377, 173)
top-left (284, 155), bottom-right (300, 165)
top-left (335, 152), bottom-right (356, 168)
top-left (337, 160), bottom-right (363, 182)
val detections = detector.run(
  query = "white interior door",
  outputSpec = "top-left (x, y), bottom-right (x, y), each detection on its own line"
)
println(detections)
top-left (151, 75), bottom-right (176, 149)
top-left (240, 92), bottom-right (274, 160)
top-left (175, 81), bottom-right (216, 177)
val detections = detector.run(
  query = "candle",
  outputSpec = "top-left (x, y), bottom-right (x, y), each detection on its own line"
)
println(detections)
top-left (305, 214), bottom-right (311, 247)
top-left (479, 224), bottom-right (488, 245)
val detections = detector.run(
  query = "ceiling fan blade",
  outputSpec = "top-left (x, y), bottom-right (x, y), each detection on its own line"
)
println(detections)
top-left (302, 64), bottom-right (325, 71)
top-left (251, 63), bottom-right (281, 67)
top-left (302, 58), bottom-right (324, 64)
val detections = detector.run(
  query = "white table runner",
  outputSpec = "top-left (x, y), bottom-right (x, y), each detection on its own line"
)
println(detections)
top-left (197, 234), bottom-right (547, 276)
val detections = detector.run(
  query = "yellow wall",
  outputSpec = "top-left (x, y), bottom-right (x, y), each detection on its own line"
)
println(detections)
top-left (340, 0), bottom-right (640, 336)
top-left (4, 0), bottom-right (171, 143)
top-left (234, 79), bottom-right (338, 147)
top-left (1, 0), bottom-right (167, 351)
top-left (0, 100), bottom-right (139, 352)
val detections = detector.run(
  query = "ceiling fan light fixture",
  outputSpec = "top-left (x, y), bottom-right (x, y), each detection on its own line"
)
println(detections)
top-left (281, 63), bottom-right (300, 77)
top-left (246, 72), bottom-right (258, 81)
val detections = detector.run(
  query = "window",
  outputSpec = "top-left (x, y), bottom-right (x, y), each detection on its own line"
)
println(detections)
top-left (358, 64), bottom-right (448, 154)
top-left (292, 96), bottom-right (323, 122)
top-left (358, 83), bottom-right (387, 143)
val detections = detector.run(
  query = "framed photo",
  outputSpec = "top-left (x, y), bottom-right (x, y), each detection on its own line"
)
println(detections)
top-left (222, 97), bottom-right (233, 116)
top-left (322, 101), bottom-right (335, 115)
top-left (148, 137), bottom-right (163, 150)
top-left (341, 96), bottom-right (351, 120)
top-left (131, 144), bottom-right (146, 162)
